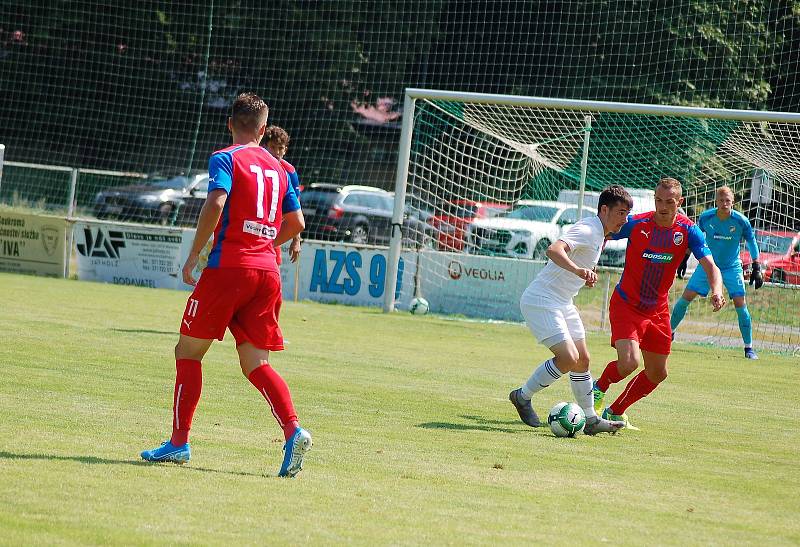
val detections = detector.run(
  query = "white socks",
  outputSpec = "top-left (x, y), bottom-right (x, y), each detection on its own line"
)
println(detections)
top-left (569, 371), bottom-right (596, 419)
top-left (520, 358), bottom-right (561, 399)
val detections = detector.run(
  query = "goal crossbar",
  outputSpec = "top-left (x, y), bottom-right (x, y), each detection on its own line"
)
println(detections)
top-left (403, 88), bottom-right (800, 123)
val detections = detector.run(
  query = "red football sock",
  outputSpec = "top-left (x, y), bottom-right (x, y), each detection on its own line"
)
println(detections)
top-left (596, 360), bottom-right (624, 392)
top-left (170, 359), bottom-right (202, 446)
top-left (609, 371), bottom-right (659, 416)
top-left (248, 364), bottom-right (299, 441)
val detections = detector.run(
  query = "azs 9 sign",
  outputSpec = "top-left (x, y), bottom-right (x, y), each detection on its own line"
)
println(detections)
top-left (308, 249), bottom-right (404, 300)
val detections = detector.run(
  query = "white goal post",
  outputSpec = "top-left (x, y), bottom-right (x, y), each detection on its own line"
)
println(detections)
top-left (383, 88), bottom-right (800, 352)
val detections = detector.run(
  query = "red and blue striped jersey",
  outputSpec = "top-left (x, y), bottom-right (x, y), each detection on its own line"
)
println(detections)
top-left (611, 211), bottom-right (710, 311)
top-left (205, 144), bottom-right (300, 272)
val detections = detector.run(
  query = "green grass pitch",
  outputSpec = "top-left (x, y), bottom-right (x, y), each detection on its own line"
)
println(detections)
top-left (1, 272), bottom-right (798, 545)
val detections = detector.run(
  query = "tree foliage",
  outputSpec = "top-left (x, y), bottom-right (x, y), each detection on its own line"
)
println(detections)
top-left (1, 1), bottom-right (798, 184)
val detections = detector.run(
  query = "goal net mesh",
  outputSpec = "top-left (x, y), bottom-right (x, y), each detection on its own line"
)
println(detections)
top-left (401, 95), bottom-right (800, 353)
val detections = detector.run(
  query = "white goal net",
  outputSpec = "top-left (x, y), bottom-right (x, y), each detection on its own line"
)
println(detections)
top-left (385, 89), bottom-right (800, 354)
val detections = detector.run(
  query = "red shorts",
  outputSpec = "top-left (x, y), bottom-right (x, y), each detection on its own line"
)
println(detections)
top-left (179, 267), bottom-right (284, 350)
top-left (609, 291), bottom-right (671, 355)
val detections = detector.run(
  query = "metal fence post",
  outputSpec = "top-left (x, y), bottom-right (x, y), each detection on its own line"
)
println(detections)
top-left (63, 168), bottom-right (79, 278)
top-left (600, 271), bottom-right (611, 330)
top-left (67, 168), bottom-right (78, 218)
top-left (0, 144), bottom-right (5, 193)
top-left (293, 251), bottom-right (301, 302)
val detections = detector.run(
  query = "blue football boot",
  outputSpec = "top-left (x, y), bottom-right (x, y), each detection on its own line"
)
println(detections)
top-left (744, 348), bottom-right (759, 360)
top-left (278, 428), bottom-right (312, 478)
top-left (140, 440), bottom-right (191, 464)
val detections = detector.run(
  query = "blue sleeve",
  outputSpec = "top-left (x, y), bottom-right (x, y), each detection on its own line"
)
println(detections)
top-left (288, 170), bottom-right (301, 197)
top-left (610, 215), bottom-right (635, 240)
top-left (208, 152), bottom-right (233, 193)
top-left (736, 212), bottom-right (759, 260)
top-left (282, 181), bottom-right (300, 214)
top-left (688, 225), bottom-right (711, 260)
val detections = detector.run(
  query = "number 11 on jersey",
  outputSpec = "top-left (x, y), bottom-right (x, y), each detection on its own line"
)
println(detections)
top-left (249, 165), bottom-right (280, 222)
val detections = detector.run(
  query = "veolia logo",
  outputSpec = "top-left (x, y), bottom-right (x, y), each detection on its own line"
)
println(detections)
top-left (448, 260), bottom-right (505, 281)
top-left (448, 260), bottom-right (463, 280)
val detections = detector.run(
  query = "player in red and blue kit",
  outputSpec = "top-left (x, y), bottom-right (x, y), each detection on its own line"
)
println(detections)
top-left (265, 126), bottom-right (302, 264)
top-left (592, 178), bottom-right (726, 429)
top-left (141, 93), bottom-right (312, 477)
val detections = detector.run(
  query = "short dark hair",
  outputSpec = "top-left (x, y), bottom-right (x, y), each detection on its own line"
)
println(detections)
top-left (264, 125), bottom-right (290, 147)
top-left (598, 184), bottom-right (633, 211)
top-left (231, 92), bottom-right (268, 133)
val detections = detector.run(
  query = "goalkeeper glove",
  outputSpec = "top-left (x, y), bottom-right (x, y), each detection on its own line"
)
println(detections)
top-left (749, 261), bottom-right (764, 289)
top-left (676, 254), bottom-right (689, 279)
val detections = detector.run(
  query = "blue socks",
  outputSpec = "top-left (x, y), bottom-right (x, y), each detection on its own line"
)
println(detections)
top-left (672, 298), bottom-right (752, 347)
top-left (670, 297), bottom-right (691, 331)
top-left (736, 306), bottom-right (753, 346)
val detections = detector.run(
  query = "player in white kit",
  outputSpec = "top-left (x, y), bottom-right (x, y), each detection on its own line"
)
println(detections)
top-left (509, 185), bottom-right (632, 435)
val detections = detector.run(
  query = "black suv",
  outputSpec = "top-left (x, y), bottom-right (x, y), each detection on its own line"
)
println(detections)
top-left (94, 172), bottom-right (209, 225)
top-left (300, 183), bottom-right (434, 247)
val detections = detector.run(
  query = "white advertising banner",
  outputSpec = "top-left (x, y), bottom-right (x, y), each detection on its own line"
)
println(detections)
top-left (416, 250), bottom-right (546, 322)
top-left (72, 224), bottom-right (417, 307)
top-left (73, 220), bottom-right (187, 289)
top-left (70, 221), bottom-right (547, 322)
top-left (0, 211), bottom-right (67, 277)
top-left (282, 242), bottom-right (416, 309)
top-left (70, 219), bottom-right (547, 323)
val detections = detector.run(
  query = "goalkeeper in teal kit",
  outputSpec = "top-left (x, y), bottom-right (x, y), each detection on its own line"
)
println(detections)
top-left (670, 186), bottom-right (763, 359)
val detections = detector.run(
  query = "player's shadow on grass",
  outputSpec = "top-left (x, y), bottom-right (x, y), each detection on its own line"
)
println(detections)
top-left (417, 414), bottom-right (533, 434)
top-left (111, 328), bottom-right (175, 336)
top-left (0, 451), bottom-right (264, 478)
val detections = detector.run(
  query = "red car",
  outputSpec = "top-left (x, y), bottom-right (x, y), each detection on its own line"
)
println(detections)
top-left (741, 230), bottom-right (800, 285)
top-left (430, 200), bottom-right (510, 251)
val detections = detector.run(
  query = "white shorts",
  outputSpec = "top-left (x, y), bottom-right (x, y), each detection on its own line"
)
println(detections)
top-left (520, 301), bottom-right (585, 348)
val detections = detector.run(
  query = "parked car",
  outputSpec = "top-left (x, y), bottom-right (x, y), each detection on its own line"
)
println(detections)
top-left (400, 201), bottom-right (438, 249)
top-left (429, 200), bottom-right (510, 251)
top-left (94, 172), bottom-right (209, 225)
top-left (300, 183), bottom-right (434, 247)
top-left (741, 229), bottom-right (800, 285)
top-left (465, 200), bottom-right (596, 259)
top-left (173, 178), bottom-right (209, 227)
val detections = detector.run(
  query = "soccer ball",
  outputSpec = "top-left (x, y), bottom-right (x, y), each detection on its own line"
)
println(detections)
top-left (548, 402), bottom-right (586, 437)
top-left (409, 297), bottom-right (430, 315)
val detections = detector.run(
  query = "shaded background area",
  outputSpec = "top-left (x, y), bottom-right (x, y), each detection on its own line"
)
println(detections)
top-left (2, 1), bottom-right (799, 189)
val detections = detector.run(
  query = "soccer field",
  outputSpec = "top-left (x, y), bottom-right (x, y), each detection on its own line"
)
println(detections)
top-left (1, 272), bottom-right (798, 545)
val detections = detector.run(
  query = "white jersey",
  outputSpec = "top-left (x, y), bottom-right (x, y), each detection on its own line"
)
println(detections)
top-left (520, 215), bottom-right (605, 308)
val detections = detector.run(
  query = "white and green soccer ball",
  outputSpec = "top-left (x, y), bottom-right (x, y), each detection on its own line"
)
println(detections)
top-left (409, 297), bottom-right (430, 315)
top-left (548, 402), bottom-right (586, 437)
